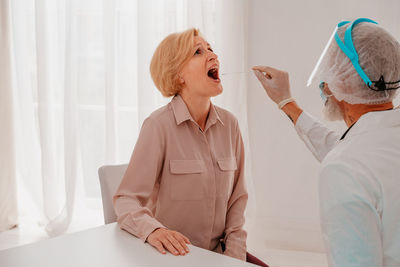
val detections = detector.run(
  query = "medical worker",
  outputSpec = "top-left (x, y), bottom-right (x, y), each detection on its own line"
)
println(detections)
top-left (253, 18), bottom-right (400, 267)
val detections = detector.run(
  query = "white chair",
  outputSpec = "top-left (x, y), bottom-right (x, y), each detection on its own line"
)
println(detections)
top-left (98, 164), bottom-right (128, 224)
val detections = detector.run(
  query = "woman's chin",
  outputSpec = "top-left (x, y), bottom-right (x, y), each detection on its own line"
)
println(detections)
top-left (211, 85), bottom-right (223, 97)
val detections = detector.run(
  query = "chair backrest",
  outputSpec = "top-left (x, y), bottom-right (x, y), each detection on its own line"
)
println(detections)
top-left (98, 164), bottom-right (128, 224)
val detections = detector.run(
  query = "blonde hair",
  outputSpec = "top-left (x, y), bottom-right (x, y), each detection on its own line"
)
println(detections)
top-left (150, 28), bottom-right (200, 97)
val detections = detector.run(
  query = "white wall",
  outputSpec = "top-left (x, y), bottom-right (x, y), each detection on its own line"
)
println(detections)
top-left (246, 0), bottom-right (400, 252)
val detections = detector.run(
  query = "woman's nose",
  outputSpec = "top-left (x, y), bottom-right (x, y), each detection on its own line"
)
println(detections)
top-left (207, 51), bottom-right (218, 61)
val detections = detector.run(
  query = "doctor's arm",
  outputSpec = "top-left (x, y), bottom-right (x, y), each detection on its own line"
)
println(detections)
top-left (319, 163), bottom-right (383, 267)
top-left (113, 117), bottom-right (190, 256)
top-left (252, 65), bottom-right (340, 162)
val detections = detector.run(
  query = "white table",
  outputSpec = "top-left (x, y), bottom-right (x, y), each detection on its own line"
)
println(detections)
top-left (0, 222), bottom-right (255, 267)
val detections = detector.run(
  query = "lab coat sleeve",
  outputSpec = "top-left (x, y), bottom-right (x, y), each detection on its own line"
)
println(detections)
top-left (319, 162), bottom-right (383, 267)
top-left (294, 111), bottom-right (340, 162)
top-left (113, 117), bottom-right (166, 242)
top-left (223, 120), bottom-right (248, 261)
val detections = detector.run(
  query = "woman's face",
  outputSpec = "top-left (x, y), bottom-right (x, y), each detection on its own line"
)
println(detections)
top-left (179, 36), bottom-right (222, 98)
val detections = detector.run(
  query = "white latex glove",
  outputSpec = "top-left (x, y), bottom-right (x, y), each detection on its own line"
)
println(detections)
top-left (252, 65), bottom-right (292, 104)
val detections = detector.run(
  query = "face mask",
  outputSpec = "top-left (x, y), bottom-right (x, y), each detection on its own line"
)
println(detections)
top-left (319, 81), bottom-right (332, 105)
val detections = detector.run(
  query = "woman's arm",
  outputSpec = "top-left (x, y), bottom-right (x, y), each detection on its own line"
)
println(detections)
top-left (223, 120), bottom-right (248, 261)
top-left (113, 117), bottom-right (166, 241)
top-left (113, 117), bottom-right (190, 255)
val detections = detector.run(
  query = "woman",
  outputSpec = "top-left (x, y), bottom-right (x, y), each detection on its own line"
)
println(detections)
top-left (113, 28), bottom-right (251, 262)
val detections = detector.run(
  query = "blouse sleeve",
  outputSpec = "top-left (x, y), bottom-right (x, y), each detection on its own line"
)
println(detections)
top-left (223, 119), bottom-right (248, 260)
top-left (113, 117), bottom-right (166, 242)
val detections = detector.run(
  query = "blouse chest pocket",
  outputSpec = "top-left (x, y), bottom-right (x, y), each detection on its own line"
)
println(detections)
top-left (216, 158), bottom-right (237, 198)
top-left (169, 159), bottom-right (205, 201)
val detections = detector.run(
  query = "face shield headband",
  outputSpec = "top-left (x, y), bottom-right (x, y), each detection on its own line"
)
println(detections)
top-left (307, 18), bottom-right (400, 92)
top-left (335, 18), bottom-right (400, 91)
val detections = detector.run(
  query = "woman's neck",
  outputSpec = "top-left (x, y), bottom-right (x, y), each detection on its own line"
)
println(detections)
top-left (179, 93), bottom-right (211, 131)
top-left (340, 101), bottom-right (393, 127)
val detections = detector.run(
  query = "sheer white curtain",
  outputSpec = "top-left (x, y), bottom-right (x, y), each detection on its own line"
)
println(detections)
top-left (4, 0), bottom-right (253, 235)
top-left (0, 0), bottom-right (18, 232)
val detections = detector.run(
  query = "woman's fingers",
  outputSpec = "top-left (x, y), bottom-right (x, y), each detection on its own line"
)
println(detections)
top-left (147, 228), bottom-right (191, 256)
top-left (151, 240), bottom-right (166, 254)
top-left (180, 233), bottom-right (191, 244)
top-left (166, 233), bottom-right (187, 255)
top-left (174, 233), bottom-right (190, 252)
top-left (161, 238), bottom-right (180, 255)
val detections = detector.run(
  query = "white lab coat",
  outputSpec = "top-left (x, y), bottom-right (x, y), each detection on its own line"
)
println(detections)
top-left (295, 109), bottom-right (400, 267)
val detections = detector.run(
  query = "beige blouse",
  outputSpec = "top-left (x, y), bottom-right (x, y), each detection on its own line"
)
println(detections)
top-left (113, 94), bottom-right (248, 260)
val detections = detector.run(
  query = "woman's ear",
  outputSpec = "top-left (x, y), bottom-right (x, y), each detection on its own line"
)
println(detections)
top-left (178, 74), bottom-right (185, 85)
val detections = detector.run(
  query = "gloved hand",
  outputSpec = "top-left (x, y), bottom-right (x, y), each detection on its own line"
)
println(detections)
top-left (252, 65), bottom-right (292, 105)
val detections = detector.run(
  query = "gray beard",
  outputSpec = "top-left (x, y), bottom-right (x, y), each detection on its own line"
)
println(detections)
top-left (323, 98), bottom-right (344, 121)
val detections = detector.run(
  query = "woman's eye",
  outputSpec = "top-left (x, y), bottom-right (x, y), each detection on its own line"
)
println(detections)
top-left (208, 48), bottom-right (213, 52)
top-left (194, 48), bottom-right (201, 55)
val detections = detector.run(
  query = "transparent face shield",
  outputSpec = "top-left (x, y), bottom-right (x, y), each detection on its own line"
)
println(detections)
top-left (306, 25), bottom-right (338, 87)
top-left (307, 18), bottom-right (400, 92)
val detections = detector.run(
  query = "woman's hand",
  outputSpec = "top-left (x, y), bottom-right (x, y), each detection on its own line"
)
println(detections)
top-left (252, 65), bottom-right (292, 104)
top-left (147, 228), bottom-right (191, 256)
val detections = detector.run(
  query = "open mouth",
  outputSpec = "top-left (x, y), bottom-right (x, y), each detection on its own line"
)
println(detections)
top-left (207, 68), bottom-right (220, 81)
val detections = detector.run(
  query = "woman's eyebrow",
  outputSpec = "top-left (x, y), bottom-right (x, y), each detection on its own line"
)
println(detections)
top-left (194, 42), bottom-right (211, 48)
